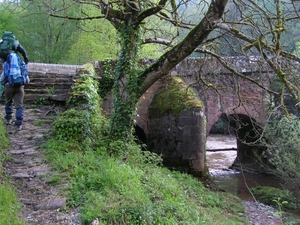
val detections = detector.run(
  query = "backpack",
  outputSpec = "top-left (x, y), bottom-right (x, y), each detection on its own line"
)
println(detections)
top-left (3, 53), bottom-right (28, 87)
top-left (0, 31), bottom-right (19, 60)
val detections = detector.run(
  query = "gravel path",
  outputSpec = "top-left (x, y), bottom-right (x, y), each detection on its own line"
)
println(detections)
top-left (243, 201), bottom-right (283, 225)
top-left (2, 105), bottom-right (80, 225)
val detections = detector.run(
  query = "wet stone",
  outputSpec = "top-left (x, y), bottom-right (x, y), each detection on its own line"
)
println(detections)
top-left (35, 197), bottom-right (67, 210)
top-left (12, 173), bottom-right (32, 178)
top-left (10, 149), bottom-right (38, 155)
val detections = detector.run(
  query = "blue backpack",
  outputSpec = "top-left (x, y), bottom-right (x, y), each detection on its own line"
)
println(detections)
top-left (3, 53), bottom-right (28, 86)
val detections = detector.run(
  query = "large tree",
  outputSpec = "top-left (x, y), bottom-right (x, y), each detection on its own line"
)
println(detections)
top-left (37, 0), bottom-right (300, 141)
top-left (41, 0), bottom-right (227, 141)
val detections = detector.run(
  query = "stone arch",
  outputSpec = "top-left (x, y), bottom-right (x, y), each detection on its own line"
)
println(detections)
top-left (209, 114), bottom-right (235, 135)
top-left (221, 113), bottom-right (267, 172)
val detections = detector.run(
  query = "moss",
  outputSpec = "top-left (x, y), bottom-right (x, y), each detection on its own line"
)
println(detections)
top-left (251, 186), bottom-right (297, 210)
top-left (149, 76), bottom-right (203, 118)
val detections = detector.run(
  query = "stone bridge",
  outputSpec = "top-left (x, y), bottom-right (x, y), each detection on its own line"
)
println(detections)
top-left (135, 57), bottom-right (272, 174)
top-left (137, 57), bottom-right (271, 134)
top-left (1, 57), bottom-right (275, 175)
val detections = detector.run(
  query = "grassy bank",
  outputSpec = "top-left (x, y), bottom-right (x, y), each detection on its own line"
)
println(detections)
top-left (0, 121), bottom-right (24, 225)
top-left (43, 138), bottom-right (248, 225)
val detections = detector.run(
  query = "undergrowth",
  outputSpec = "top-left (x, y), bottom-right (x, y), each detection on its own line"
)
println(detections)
top-left (43, 139), bottom-right (247, 225)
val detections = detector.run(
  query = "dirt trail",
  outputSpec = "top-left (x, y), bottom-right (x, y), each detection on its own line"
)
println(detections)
top-left (1, 104), bottom-right (285, 225)
top-left (2, 105), bottom-right (80, 225)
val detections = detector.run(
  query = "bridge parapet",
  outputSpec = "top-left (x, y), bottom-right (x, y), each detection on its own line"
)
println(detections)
top-left (28, 63), bottom-right (83, 74)
top-left (171, 57), bottom-right (273, 76)
top-left (166, 57), bottom-right (273, 133)
top-left (24, 63), bottom-right (83, 103)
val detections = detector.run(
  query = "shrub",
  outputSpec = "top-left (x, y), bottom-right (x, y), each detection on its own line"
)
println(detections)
top-left (251, 186), bottom-right (297, 210)
top-left (264, 115), bottom-right (300, 199)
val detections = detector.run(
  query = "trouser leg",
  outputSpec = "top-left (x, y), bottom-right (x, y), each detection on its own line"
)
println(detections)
top-left (14, 86), bottom-right (24, 127)
top-left (4, 84), bottom-right (14, 121)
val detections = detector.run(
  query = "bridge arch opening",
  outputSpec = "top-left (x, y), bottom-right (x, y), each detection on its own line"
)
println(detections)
top-left (222, 113), bottom-right (266, 171)
top-left (134, 125), bottom-right (147, 147)
top-left (206, 116), bottom-right (237, 172)
top-left (207, 113), bottom-right (266, 172)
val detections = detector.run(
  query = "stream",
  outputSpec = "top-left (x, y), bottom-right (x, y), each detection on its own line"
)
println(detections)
top-left (206, 134), bottom-right (282, 201)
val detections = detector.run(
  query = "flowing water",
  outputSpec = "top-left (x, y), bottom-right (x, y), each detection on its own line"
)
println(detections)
top-left (206, 134), bottom-right (282, 201)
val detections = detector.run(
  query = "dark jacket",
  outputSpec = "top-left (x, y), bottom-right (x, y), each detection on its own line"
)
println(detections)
top-left (16, 44), bottom-right (29, 64)
top-left (0, 43), bottom-right (29, 64)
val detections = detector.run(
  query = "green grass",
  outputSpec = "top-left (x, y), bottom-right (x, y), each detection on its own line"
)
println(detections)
top-left (0, 182), bottom-right (24, 225)
top-left (33, 119), bottom-right (43, 126)
top-left (0, 122), bottom-right (24, 225)
top-left (43, 139), bottom-right (248, 225)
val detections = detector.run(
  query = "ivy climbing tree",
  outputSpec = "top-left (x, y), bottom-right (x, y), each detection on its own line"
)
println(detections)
top-left (32, 0), bottom-right (300, 142)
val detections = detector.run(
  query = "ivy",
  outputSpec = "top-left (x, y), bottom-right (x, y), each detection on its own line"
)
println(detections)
top-left (98, 59), bottom-right (114, 99)
top-left (109, 22), bottom-right (142, 142)
top-left (53, 63), bottom-right (109, 148)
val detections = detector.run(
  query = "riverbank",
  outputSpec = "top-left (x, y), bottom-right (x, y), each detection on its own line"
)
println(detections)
top-left (207, 134), bottom-right (300, 224)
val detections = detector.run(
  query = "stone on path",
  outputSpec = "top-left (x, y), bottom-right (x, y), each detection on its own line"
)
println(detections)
top-left (1, 105), bottom-right (80, 225)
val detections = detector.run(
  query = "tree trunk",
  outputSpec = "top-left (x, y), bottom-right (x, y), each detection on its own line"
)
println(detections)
top-left (109, 24), bottom-right (141, 141)
top-left (109, 0), bottom-right (229, 141)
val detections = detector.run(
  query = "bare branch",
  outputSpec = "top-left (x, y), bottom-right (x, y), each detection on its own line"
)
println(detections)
top-left (142, 37), bottom-right (173, 46)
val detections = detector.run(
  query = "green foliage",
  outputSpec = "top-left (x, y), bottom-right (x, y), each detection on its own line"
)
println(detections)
top-left (65, 21), bottom-right (119, 64)
top-left (67, 65), bottom-right (100, 110)
top-left (45, 175), bottom-right (62, 186)
top-left (0, 123), bottom-right (10, 158)
top-left (0, 182), bottom-right (24, 225)
top-left (0, 120), bottom-right (11, 174)
top-left (149, 76), bottom-right (203, 118)
top-left (109, 24), bottom-right (142, 141)
top-left (53, 108), bottom-right (90, 142)
top-left (251, 186), bottom-right (297, 210)
top-left (264, 115), bottom-right (300, 199)
top-left (33, 120), bottom-right (43, 126)
top-left (13, 1), bottom-right (79, 63)
top-left (98, 59), bottom-right (114, 99)
top-left (54, 64), bottom-right (108, 147)
top-left (34, 97), bottom-right (52, 105)
top-left (0, 3), bottom-right (18, 32)
top-left (43, 139), bottom-right (247, 225)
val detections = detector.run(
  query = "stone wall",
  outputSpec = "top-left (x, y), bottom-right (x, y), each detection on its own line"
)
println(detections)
top-left (148, 108), bottom-right (206, 176)
top-left (170, 57), bottom-right (273, 133)
top-left (146, 76), bottom-right (206, 175)
top-left (25, 63), bottom-right (83, 103)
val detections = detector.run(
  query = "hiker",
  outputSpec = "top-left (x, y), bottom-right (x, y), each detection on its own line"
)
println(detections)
top-left (0, 31), bottom-right (29, 64)
top-left (0, 31), bottom-right (30, 131)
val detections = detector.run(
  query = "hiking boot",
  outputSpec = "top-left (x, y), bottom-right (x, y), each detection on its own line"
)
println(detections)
top-left (5, 119), bottom-right (12, 125)
top-left (16, 125), bottom-right (22, 131)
